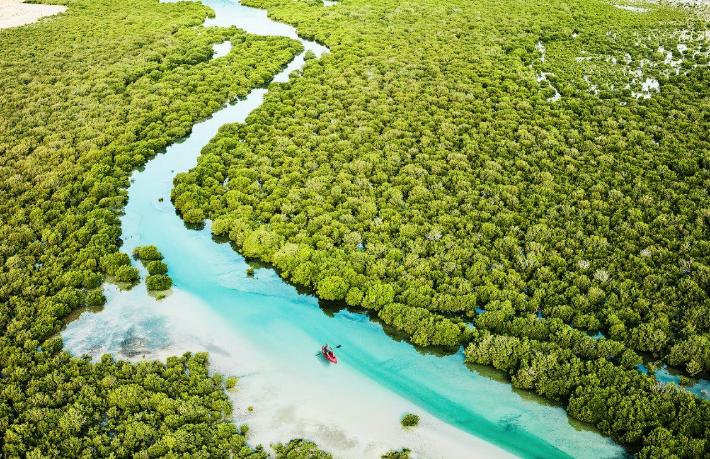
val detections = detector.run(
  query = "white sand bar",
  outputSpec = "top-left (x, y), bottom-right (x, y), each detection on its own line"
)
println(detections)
top-left (0, 0), bottom-right (66, 30)
top-left (64, 285), bottom-right (514, 459)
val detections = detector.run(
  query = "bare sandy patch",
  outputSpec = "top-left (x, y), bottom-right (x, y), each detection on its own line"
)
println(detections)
top-left (0, 0), bottom-right (66, 30)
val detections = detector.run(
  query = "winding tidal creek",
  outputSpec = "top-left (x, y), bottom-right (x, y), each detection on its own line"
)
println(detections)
top-left (63, 1), bottom-right (628, 457)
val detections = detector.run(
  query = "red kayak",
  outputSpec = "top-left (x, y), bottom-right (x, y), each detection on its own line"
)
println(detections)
top-left (321, 345), bottom-right (338, 364)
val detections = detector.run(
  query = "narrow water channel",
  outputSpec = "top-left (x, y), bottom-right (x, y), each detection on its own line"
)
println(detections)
top-left (62, 1), bottom-right (628, 458)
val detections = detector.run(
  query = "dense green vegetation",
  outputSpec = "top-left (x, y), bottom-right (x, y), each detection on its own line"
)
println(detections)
top-left (172, 0), bottom-right (710, 455)
top-left (147, 260), bottom-right (169, 276)
top-left (133, 245), bottom-right (164, 263)
top-left (133, 245), bottom-right (173, 291)
top-left (4, 351), bottom-right (270, 457)
top-left (381, 448), bottom-right (411, 459)
top-left (146, 274), bottom-right (173, 292)
top-left (273, 439), bottom-right (333, 459)
top-left (465, 333), bottom-right (708, 457)
top-left (400, 413), bottom-right (419, 428)
top-left (0, 0), bottom-right (303, 455)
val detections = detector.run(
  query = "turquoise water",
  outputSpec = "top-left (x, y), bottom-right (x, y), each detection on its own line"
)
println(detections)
top-left (655, 367), bottom-right (710, 399)
top-left (63, 1), bottom-right (629, 458)
top-left (637, 364), bottom-right (709, 400)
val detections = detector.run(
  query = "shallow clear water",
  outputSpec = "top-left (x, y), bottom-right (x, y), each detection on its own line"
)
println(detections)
top-left (212, 40), bottom-right (232, 58)
top-left (63, 1), bottom-right (628, 458)
top-left (656, 367), bottom-right (710, 399)
top-left (637, 364), bottom-right (709, 399)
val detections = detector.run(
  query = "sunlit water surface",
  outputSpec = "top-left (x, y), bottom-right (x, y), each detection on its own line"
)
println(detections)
top-left (63, 1), bottom-right (630, 457)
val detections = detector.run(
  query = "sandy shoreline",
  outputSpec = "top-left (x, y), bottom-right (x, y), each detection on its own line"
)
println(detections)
top-left (63, 285), bottom-right (514, 459)
top-left (0, 0), bottom-right (66, 30)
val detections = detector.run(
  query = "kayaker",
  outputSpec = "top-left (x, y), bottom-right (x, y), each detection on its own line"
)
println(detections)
top-left (321, 343), bottom-right (338, 364)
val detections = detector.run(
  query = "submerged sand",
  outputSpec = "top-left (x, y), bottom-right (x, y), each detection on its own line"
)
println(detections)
top-left (0, 0), bottom-right (66, 30)
top-left (63, 285), bottom-right (514, 459)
